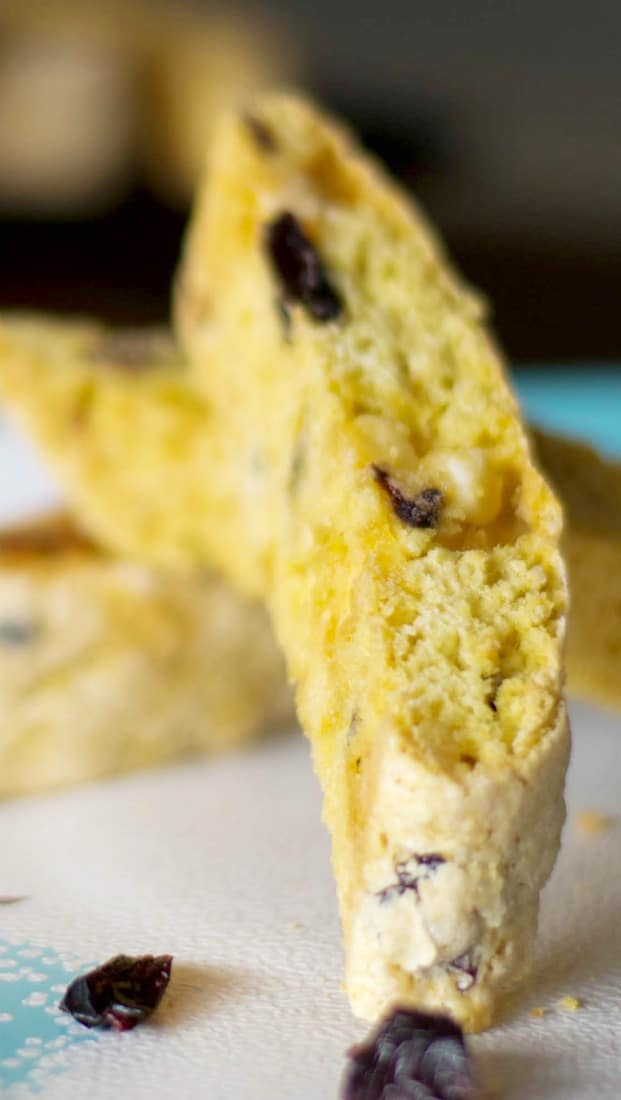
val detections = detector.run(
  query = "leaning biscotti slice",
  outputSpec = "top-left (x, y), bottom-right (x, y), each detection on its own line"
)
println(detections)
top-left (176, 94), bottom-right (570, 1030)
top-left (534, 428), bottom-right (621, 712)
top-left (0, 318), bottom-right (217, 567)
top-left (0, 512), bottom-right (292, 799)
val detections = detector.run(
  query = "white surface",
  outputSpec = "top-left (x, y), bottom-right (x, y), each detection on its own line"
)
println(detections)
top-left (0, 706), bottom-right (619, 1099)
top-left (0, 426), bottom-right (619, 1098)
top-left (0, 416), bottom-right (64, 524)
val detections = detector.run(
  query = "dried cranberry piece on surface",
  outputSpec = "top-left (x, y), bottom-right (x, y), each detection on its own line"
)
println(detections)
top-left (341, 1006), bottom-right (476, 1100)
top-left (266, 211), bottom-right (343, 323)
top-left (60, 953), bottom-right (173, 1031)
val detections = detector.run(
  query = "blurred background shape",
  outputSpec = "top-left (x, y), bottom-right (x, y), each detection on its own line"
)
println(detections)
top-left (0, 0), bottom-right (619, 360)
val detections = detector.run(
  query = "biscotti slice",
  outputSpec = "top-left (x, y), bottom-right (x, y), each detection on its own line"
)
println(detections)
top-left (534, 428), bottom-right (621, 712)
top-left (176, 94), bottom-right (570, 1030)
top-left (0, 319), bottom-right (608, 722)
top-left (0, 512), bottom-right (292, 799)
top-left (0, 318), bottom-right (217, 567)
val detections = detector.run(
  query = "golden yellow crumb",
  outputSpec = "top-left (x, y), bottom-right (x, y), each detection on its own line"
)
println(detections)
top-left (557, 996), bottom-right (581, 1012)
top-left (576, 810), bottom-right (614, 835)
top-left (529, 1006), bottom-right (546, 1018)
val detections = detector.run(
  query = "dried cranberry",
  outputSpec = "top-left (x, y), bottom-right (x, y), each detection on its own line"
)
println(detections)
top-left (59, 953), bottom-right (172, 1031)
top-left (373, 465), bottom-right (443, 528)
top-left (377, 853), bottom-right (445, 903)
top-left (244, 113), bottom-right (277, 152)
top-left (0, 620), bottom-right (37, 645)
top-left (266, 212), bottom-right (343, 322)
top-left (416, 854), bottom-right (446, 872)
top-left (342, 1007), bottom-right (476, 1100)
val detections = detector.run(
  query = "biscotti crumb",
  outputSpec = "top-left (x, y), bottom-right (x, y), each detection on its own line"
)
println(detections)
top-left (529, 1006), bottom-right (546, 1018)
top-left (557, 995), bottom-right (581, 1012)
top-left (576, 810), bottom-right (614, 834)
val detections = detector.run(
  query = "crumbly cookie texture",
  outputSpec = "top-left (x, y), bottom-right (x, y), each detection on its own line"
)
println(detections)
top-left (534, 429), bottom-right (621, 712)
top-left (176, 94), bottom-right (569, 1031)
top-left (0, 512), bottom-right (292, 799)
top-left (0, 318), bottom-right (218, 567)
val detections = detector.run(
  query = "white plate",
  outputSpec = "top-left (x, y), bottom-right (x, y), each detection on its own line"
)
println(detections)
top-left (0, 415), bottom-right (63, 524)
top-left (0, 425), bottom-right (619, 1100)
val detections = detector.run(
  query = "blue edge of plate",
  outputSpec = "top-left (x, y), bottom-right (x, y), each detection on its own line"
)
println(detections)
top-left (513, 364), bottom-right (620, 458)
top-left (0, 364), bottom-right (619, 1095)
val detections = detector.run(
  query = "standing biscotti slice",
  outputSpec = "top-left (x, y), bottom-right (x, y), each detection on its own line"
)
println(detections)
top-left (176, 94), bottom-right (569, 1031)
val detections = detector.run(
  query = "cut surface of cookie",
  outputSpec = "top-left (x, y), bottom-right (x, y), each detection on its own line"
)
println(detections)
top-left (0, 512), bottom-right (292, 799)
top-left (176, 94), bottom-right (570, 1030)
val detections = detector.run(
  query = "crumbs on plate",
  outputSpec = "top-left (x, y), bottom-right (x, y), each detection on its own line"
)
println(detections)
top-left (576, 810), bottom-right (615, 835)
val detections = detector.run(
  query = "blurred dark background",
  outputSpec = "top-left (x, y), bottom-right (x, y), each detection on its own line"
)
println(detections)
top-left (0, 0), bottom-right (619, 361)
